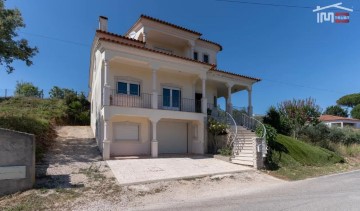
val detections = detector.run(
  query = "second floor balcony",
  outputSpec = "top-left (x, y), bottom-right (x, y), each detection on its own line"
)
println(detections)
top-left (109, 89), bottom-right (202, 113)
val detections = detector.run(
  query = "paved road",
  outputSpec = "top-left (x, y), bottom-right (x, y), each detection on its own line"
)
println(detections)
top-left (142, 170), bottom-right (360, 211)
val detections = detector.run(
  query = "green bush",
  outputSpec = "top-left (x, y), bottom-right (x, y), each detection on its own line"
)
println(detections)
top-left (218, 147), bottom-right (232, 156)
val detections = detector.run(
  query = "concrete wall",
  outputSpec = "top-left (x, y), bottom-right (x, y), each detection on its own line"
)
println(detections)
top-left (0, 128), bottom-right (35, 196)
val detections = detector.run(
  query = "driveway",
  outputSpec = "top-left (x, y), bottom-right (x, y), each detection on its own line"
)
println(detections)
top-left (106, 155), bottom-right (253, 185)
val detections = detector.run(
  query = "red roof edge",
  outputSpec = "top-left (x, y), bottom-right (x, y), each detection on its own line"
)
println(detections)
top-left (99, 37), bottom-right (215, 67)
top-left (96, 30), bottom-right (145, 44)
top-left (210, 67), bottom-right (261, 81)
top-left (140, 14), bottom-right (202, 36)
top-left (198, 38), bottom-right (223, 51)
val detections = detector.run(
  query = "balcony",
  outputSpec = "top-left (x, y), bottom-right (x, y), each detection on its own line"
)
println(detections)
top-left (109, 90), bottom-right (201, 113)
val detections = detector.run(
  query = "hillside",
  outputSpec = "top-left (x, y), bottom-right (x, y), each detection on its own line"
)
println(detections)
top-left (268, 134), bottom-right (345, 180)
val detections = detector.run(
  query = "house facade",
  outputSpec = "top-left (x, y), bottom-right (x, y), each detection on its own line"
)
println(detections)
top-left (89, 15), bottom-right (261, 160)
top-left (319, 115), bottom-right (360, 129)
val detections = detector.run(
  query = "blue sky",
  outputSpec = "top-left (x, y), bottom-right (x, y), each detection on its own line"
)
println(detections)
top-left (1, 0), bottom-right (360, 115)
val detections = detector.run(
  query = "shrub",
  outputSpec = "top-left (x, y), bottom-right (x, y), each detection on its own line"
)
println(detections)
top-left (208, 118), bottom-right (229, 154)
top-left (218, 147), bottom-right (232, 156)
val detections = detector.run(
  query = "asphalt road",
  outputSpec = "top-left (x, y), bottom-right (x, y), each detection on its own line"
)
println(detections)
top-left (143, 170), bottom-right (360, 211)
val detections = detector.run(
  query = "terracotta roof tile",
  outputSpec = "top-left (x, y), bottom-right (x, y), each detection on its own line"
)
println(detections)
top-left (99, 37), bottom-right (215, 67)
top-left (210, 68), bottom-right (261, 81)
top-left (319, 115), bottom-right (360, 122)
top-left (198, 38), bottom-right (223, 51)
top-left (96, 30), bottom-right (145, 44)
top-left (140, 14), bottom-right (202, 36)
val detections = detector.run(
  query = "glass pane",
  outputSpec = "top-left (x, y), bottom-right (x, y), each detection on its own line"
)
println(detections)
top-left (203, 55), bottom-right (209, 63)
top-left (172, 90), bottom-right (180, 108)
top-left (117, 82), bottom-right (127, 94)
top-left (130, 84), bottom-right (139, 96)
top-left (163, 88), bottom-right (170, 107)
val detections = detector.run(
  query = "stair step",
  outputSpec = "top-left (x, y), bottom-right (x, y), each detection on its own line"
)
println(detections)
top-left (234, 147), bottom-right (253, 151)
top-left (231, 159), bottom-right (254, 166)
top-left (233, 154), bottom-right (253, 158)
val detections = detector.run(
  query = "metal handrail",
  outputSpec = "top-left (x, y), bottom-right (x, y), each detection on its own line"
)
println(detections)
top-left (209, 107), bottom-right (238, 147)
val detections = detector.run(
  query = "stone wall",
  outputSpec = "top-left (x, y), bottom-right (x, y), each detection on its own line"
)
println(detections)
top-left (0, 128), bottom-right (35, 196)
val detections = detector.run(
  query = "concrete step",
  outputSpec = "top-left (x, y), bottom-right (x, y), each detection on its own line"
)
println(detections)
top-left (234, 146), bottom-right (253, 150)
top-left (233, 154), bottom-right (253, 158)
top-left (231, 159), bottom-right (254, 166)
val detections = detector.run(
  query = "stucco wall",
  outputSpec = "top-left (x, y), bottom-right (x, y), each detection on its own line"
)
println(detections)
top-left (0, 128), bottom-right (35, 196)
top-left (110, 116), bottom-right (151, 156)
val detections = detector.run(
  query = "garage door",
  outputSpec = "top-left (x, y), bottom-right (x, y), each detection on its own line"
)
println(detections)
top-left (158, 121), bottom-right (187, 154)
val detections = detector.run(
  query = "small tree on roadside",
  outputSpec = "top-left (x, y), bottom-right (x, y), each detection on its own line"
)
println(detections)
top-left (278, 98), bottom-right (321, 139)
top-left (323, 105), bottom-right (348, 117)
top-left (14, 81), bottom-right (42, 97)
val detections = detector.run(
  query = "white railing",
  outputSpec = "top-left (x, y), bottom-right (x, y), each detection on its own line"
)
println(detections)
top-left (209, 107), bottom-right (237, 147)
top-left (232, 107), bottom-right (267, 157)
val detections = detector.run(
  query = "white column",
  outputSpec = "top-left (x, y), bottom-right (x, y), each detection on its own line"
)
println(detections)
top-left (226, 83), bottom-right (233, 114)
top-left (103, 59), bottom-right (111, 106)
top-left (102, 120), bottom-right (111, 160)
top-left (247, 87), bottom-right (253, 116)
top-left (151, 119), bottom-right (159, 157)
top-left (201, 77), bottom-right (207, 114)
top-left (341, 122), bottom-right (344, 128)
top-left (151, 68), bottom-right (158, 109)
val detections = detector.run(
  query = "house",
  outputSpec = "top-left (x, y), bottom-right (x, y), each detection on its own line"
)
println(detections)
top-left (319, 115), bottom-right (360, 129)
top-left (89, 15), bottom-right (262, 160)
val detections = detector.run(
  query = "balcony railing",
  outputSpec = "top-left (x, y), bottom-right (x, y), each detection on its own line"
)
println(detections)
top-left (158, 95), bottom-right (201, 113)
top-left (110, 90), bottom-right (152, 108)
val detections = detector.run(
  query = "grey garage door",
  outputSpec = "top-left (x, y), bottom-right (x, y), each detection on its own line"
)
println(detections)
top-left (158, 121), bottom-right (188, 154)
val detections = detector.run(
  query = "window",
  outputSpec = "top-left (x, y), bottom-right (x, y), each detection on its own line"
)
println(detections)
top-left (117, 81), bottom-right (140, 96)
top-left (193, 52), bottom-right (198, 60)
top-left (203, 54), bottom-right (209, 63)
top-left (163, 87), bottom-right (181, 110)
top-left (113, 122), bottom-right (140, 141)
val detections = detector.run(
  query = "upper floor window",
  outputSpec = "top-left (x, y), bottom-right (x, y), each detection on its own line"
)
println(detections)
top-left (163, 87), bottom-right (181, 110)
top-left (203, 54), bottom-right (209, 63)
top-left (117, 81), bottom-right (140, 96)
top-left (193, 52), bottom-right (198, 60)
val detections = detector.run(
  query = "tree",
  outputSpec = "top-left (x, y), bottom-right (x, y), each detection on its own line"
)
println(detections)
top-left (351, 104), bottom-right (360, 119)
top-left (337, 93), bottom-right (360, 108)
top-left (278, 98), bottom-right (321, 139)
top-left (49, 86), bottom-right (64, 99)
top-left (263, 106), bottom-right (291, 135)
top-left (323, 105), bottom-right (348, 117)
top-left (14, 81), bottom-right (42, 97)
top-left (0, 0), bottom-right (38, 73)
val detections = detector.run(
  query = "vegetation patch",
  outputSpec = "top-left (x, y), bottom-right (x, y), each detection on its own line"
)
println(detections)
top-left (266, 134), bottom-right (345, 180)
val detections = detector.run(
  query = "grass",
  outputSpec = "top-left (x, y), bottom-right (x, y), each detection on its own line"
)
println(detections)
top-left (0, 97), bottom-right (67, 160)
top-left (266, 134), bottom-right (347, 180)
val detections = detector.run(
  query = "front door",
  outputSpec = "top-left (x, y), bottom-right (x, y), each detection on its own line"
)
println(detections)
top-left (195, 93), bottom-right (202, 113)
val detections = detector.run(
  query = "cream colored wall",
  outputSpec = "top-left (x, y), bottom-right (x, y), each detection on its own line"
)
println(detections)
top-left (110, 116), bottom-right (151, 156)
top-left (194, 45), bottom-right (217, 65)
top-left (195, 82), bottom-right (217, 105)
top-left (90, 50), bottom-right (104, 150)
top-left (109, 62), bottom-right (197, 100)
top-left (146, 41), bottom-right (187, 57)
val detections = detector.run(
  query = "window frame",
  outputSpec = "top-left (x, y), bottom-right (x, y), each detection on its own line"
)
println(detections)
top-left (116, 80), bottom-right (140, 96)
top-left (203, 54), bottom-right (209, 63)
top-left (162, 86), bottom-right (181, 111)
top-left (193, 51), bottom-right (198, 60)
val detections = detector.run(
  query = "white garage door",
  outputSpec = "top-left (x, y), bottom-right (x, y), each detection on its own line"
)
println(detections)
top-left (158, 121), bottom-right (188, 154)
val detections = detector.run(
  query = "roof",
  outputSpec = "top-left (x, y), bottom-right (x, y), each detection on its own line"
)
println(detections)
top-left (129, 15), bottom-right (222, 51)
top-left (139, 14), bottom-right (202, 36)
top-left (319, 115), bottom-right (360, 122)
top-left (210, 68), bottom-right (261, 82)
top-left (98, 37), bottom-right (214, 67)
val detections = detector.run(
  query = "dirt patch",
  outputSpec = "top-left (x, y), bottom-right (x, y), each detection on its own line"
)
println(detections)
top-left (0, 126), bottom-right (283, 211)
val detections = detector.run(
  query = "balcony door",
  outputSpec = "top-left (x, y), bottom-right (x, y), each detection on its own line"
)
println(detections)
top-left (163, 87), bottom-right (181, 110)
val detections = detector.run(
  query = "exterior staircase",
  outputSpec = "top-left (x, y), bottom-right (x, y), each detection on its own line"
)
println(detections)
top-left (232, 126), bottom-right (258, 166)
top-left (209, 107), bottom-right (267, 168)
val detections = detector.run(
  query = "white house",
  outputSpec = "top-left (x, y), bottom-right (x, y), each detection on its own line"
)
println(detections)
top-left (319, 115), bottom-right (360, 129)
top-left (89, 15), bottom-right (262, 160)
